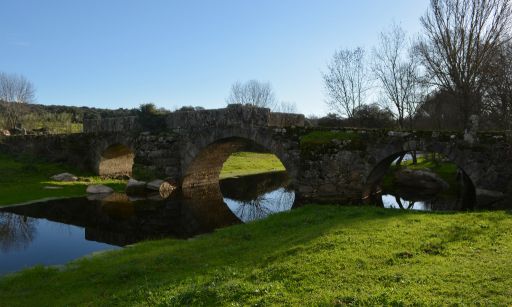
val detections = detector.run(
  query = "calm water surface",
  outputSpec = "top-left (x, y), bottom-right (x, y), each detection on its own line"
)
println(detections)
top-left (0, 172), bottom-right (294, 275)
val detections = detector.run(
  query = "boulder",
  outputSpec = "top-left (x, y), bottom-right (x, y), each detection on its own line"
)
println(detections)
top-left (0, 129), bottom-right (10, 136)
top-left (50, 172), bottom-right (78, 182)
top-left (86, 184), bottom-right (114, 194)
top-left (125, 179), bottom-right (147, 196)
top-left (146, 179), bottom-right (177, 198)
top-left (394, 168), bottom-right (449, 191)
top-left (146, 179), bottom-right (165, 191)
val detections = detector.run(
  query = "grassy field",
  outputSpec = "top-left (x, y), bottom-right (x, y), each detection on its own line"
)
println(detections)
top-left (0, 153), bottom-right (125, 207)
top-left (0, 205), bottom-right (511, 306)
top-left (220, 152), bottom-right (286, 179)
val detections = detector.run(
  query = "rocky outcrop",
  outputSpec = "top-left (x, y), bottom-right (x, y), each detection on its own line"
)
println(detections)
top-left (394, 168), bottom-right (449, 191)
top-left (147, 179), bottom-right (177, 198)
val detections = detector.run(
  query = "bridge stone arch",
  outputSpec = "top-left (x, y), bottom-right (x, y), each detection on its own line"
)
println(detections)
top-left (90, 133), bottom-right (136, 177)
top-left (363, 137), bottom-right (495, 206)
top-left (180, 127), bottom-right (300, 189)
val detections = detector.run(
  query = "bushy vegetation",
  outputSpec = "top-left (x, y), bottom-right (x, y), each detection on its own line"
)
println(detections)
top-left (0, 101), bottom-right (138, 133)
top-left (317, 104), bottom-right (396, 129)
top-left (1, 205), bottom-right (511, 305)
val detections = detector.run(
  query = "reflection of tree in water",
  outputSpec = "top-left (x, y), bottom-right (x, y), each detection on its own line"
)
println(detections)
top-left (0, 212), bottom-right (37, 252)
top-left (226, 188), bottom-right (295, 223)
top-left (393, 196), bottom-right (417, 210)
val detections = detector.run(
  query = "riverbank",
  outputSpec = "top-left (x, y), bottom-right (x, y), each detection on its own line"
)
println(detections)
top-left (1, 205), bottom-right (511, 305)
top-left (0, 153), bottom-right (125, 207)
top-left (0, 152), bottom-right (285, 207)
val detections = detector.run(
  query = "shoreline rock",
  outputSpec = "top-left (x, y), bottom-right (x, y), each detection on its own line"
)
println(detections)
top-left (50, 173), bottom-right (78, 182)
top-left (86, 185), bottom-right (114, 194)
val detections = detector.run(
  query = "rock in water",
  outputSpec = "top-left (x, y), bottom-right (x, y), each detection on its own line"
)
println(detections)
top-left (86, 185), bottom-right (114, 194)
top-left (50, 172), bottom-right (78, 182)
top-left (146, 179), bottom-right (177, 198)
top-left (125, 179), bottom-right (147, 196)
top-left (146, 179), bottom-right (165, 191)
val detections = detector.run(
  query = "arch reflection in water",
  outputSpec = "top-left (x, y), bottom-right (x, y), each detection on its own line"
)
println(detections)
top-left (220, 172), bottom-right (295, 222)
top-left (380, 193), bottom-right (465, 211)
top-left (0, 172), bottom-right (296, 275)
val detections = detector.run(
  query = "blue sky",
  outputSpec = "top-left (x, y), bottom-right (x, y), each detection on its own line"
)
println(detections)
top-left (1, 0), bottom-right (429, 116)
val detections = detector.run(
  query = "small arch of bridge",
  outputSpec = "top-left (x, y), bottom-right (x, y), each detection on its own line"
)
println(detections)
top-left (91, 134), bottom-right (136, 177)
top-left (363, 138), bottom-right (478, 204)
top-left (180, 127), bottom-right (299, 189)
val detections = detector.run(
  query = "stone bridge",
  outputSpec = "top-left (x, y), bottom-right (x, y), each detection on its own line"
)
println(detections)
top-left (2, 104), bottom-right (512, 207)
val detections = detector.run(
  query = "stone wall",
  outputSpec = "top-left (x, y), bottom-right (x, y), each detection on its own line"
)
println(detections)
top-left (167, 105), bottom-right (271, 130)
top-left (132, 132), bottom-right (182, 181)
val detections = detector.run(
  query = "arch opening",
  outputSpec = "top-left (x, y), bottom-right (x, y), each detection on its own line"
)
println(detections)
top-left (98, 144), bottom-right (134, 177)
top-left (364, 150), bottom-right (476, 211)
top-left (182, 137), bottom-right (295, 222)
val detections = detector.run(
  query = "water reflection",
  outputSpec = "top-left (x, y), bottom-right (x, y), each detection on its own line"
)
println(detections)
top-left (379, 194), bottom-right (461, 211)
top-left (0, 213), bottom-right (37, 252)
top-left (374, 185), bottom-right (472, 212)
top-left (221, 172), bottom-right (295, 222)
top-left (0, 171), bottom-right (294, 275)
top-left (225, 188), bottom-right (295, 222)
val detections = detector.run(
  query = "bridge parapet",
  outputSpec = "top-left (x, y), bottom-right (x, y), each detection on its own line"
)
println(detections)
top-left (167, 104), bottom-right (304, 130)
top-left (82, 105), bottom-right (305, 134)
top-left (84, 116), bottom-right (139, 133)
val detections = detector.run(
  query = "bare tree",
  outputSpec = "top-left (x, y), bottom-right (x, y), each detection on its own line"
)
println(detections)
top-left (373, 24), bottom-right (424, 129)
top-left (276, 101), bottom-right (298, 113)
top-left (323, 47), bottom-right (370, 118)
top-left (226, 80), bottom-right (277, 109)
top-left (0, 72), bottom-right (35, 129)
top-left (417, 0), bottom-right (512, 128)
top-left (484, 42), bottom-right (512, 129)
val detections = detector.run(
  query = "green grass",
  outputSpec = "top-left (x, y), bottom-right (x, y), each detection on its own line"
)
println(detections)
top-left (0, 153), bottom-right (125, 207)
top-left (220, 152), bottom-right (286, 179)
top-left (1, 205), bottom-right (511, 306)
